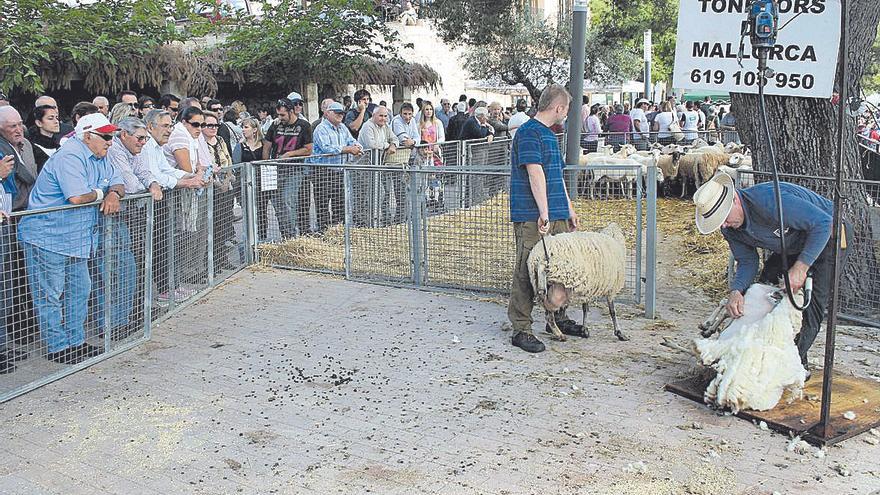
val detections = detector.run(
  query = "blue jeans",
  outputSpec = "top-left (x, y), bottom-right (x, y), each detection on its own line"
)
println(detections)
top-left (277, 168), bottom-right (310, 237)
top-left (90, 218), bottom-right (136, 331)
top-left (23, 243), bottom-right (90, 353)
top-left (0, 223), bottom-right (13, 349)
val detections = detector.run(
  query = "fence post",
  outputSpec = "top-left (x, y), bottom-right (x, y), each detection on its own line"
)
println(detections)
top-left (645, 164), bottom-right (658, 318)
top-left (102, 218), bottom-right (112, 353)
top-left (207, 184), bottom-right (215, 287)
top-left (167, 191), bottom-right (177, 313)
top-left (243, 163), bottom-right (257, 265)
top-left (409, 168), bottom-right (423, 287)
top-left (144, 198), bottom-right (154, 340)
top-left (635, 166), bottom-right (644, 305)
top-left (343, 168), bottom-right (352, 279)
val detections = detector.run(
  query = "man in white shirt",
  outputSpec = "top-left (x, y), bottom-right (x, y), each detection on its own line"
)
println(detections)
top-left (629, 98), bottom-right (650, 149)
top-left (507, 99), bottom-right (530, 139)
top-left (141, 109), bottom-right (205, 304)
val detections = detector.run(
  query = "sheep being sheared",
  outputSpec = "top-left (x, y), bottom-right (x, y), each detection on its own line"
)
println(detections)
top-left (693, 283), bottom-right (807, 413)
top-left (526, 223), bottom-right (628, 342)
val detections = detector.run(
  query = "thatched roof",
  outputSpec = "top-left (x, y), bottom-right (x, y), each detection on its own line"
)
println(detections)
top-left (320, 58), bottom-right (441, 89)
top-left (36, 43), bottom-right (439, 96)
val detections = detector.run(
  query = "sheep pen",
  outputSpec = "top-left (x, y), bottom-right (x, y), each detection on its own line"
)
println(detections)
top-left (257, 195), bottom-right (732, 299)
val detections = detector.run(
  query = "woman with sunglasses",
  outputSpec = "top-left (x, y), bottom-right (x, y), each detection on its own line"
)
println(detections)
top-left (201, 112), bottom-right (237, 271)
top-left (160, 106), bottom-right (213, 302)
top-left (31, 105), bottom-right (61, 169)
top-left (137, 96), bottom-right (155, 118)
top-left (109, 102), bottom-right (138, 125)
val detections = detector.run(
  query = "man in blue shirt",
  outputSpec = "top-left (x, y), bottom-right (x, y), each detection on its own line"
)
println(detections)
top-left (693, 173), bottom-right (851, 376)
top-left (18, 113), bottom-right (125, 365)
top-left (312, 101), bottom-right (363, 230)
top-left (508, 85), bottom-right (580, 353)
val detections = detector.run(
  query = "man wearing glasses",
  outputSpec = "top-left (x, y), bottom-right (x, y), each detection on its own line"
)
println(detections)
top-left (18, 113), bottom-right (125, 365)
top-left (159, 94), bottom-right (181, 122)
top-left (118, 91), bottom-right (138, 108)
top-left (103, 117), bottom-right (163, 339)
top-left (262, 96), bottom-right (313, 238)
top-left (344, 89), bottom-right (373, 139)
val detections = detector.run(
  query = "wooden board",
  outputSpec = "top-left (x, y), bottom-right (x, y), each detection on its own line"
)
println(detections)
top-left (665, 369), bottom-right (880, 446)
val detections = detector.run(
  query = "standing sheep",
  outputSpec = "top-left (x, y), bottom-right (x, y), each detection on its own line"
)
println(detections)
top-left (526, 223), bottom-right (629, 342)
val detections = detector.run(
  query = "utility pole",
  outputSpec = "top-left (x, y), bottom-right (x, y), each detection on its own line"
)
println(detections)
top-left (644, 30), bottom-right (652, 100)
top-left (565, 0), bottom-right (588, 198)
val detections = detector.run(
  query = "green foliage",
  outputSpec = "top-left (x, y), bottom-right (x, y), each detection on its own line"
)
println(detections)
top-left (0, 0), bottom-right (215, 95)
top-left (459, 10), bottom-right (640, 102)
top-left (863, 30), bottom-right (880, 94)
top-left (428, 0), bottom-right (518, 46)
top-left (219, 0), bottom-right (405, 87)
top-left (589, 0), bottom-right (678, 82)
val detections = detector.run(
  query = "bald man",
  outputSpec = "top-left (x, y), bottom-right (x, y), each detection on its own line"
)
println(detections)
top-left (92, 96), bottom-right (110, 116)
top-left (29, 95), bottom-right (74, 142)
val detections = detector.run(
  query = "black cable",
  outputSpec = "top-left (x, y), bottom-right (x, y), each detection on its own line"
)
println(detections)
top-left (756, 61), bottom-right (812, 311)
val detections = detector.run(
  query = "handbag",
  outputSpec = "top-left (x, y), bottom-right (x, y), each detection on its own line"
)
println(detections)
top-left (668, 113), bottom-right (685, 141)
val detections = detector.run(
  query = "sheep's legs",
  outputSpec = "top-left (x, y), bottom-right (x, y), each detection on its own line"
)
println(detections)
top-left (581, 302), bottom-right (590, 339)
top-left (546, 310), bottom-right (566, 341)
top-left (608, 297), bottom-right (629, 341)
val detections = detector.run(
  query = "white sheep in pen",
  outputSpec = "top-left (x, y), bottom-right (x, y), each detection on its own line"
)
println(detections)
top-left (579, 153), bottom-right (642, 200)
top-left (693, 283), bottom-right (807, 413)
top-left (526, 223), bottom-right (629, 342)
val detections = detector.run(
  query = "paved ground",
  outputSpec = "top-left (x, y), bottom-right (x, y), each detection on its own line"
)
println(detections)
top-left (1, 269), bottom-right (879, 495)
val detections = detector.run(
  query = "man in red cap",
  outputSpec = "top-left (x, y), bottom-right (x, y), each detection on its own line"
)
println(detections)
top-left (17, 112), bottom-right (126, 365)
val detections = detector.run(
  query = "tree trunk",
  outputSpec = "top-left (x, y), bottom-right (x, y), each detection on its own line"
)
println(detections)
top-left (731, 0), bottom-right (880, 321)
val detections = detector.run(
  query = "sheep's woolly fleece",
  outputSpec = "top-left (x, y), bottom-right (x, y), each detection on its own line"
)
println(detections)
top-left (526, 223), bottom-right (626, 303)
top-left (694, 283), bottom-right (807, 413)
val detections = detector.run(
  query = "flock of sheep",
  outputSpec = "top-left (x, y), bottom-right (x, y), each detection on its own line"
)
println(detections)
top-left (577, 139), bottom-right (754, 200)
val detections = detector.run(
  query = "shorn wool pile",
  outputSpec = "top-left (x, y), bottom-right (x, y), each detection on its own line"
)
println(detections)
top-left (526, 223), bottom-right (628, 341)
top-left (694, 283), bottom-right (808, 413)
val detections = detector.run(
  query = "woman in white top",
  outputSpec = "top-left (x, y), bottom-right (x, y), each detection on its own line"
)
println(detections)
top-left (581, 104), bottom-right (603, 152)
top-left (652, 101), bottom-right (679, 145)
top-left (680, 101), bottom-right (701, 142)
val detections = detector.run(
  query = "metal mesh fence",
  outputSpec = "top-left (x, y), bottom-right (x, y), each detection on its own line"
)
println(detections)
top-left (1, 178), bottom-right (250, 403)
top-left (0, 196), bottom-right (154, 400)
top-left (736, 170), bottom-right (880, 325)
top-left (586, 130), bottom-right (731, 151)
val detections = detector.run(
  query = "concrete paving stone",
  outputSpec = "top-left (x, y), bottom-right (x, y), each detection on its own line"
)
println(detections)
top-left (2, 270), bottom-right (880, 494)
top-left (0, 475), bottom-right (58, 495)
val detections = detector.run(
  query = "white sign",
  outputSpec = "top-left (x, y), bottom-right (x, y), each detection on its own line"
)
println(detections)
top-left (672, 0), bottom-right (840, 98)
top-left (573, 0), bottom-right (588, 11)
top-left (260, 165), bottom-right (277, 191)
top-left (644, 30), bottom-right (652, 62)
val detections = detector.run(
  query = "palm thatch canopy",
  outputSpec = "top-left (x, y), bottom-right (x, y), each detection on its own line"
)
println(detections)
top-left (36, 43), bottom-right (439, 96)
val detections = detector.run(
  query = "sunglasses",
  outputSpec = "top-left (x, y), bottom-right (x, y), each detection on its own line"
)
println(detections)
top-left (127, 103), bottom-right (138, 108)
top-left (210, 107), bottom-right (223, 112)
top-left (185, 121), bottom-right (206, 128)
top-left (89, 132), bottom-right (114, 141)
top-left (168, 106), bottom-right (179, 112)
top-left (134, 135), bottom-right (149, 142)
top-left (202, 123), bottom-right (220, 129)
top-left (142, 103), bottom-right (154, 109)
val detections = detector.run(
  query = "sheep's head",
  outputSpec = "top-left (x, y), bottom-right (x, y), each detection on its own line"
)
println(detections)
top-left (729, 153), bottom-right (746, 167)
top-left (600, 222), bottom-right (626, 246)
top-left (618, 144), bottom-right (637, 157)
top-left (542, 283), bottom-right (571, 312)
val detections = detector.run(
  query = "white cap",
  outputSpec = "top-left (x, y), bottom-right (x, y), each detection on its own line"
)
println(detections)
top-left (286, 92), bottom-right (304, 103)
top-left (75, 113), bottom-right (118, 138)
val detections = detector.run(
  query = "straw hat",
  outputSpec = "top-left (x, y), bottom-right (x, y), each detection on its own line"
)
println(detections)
top-left (693, 173), bottom-right (735, 234)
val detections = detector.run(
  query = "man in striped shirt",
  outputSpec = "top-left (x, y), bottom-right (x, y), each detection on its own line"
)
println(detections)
top-left (507, 85), bottom-right (581, 353)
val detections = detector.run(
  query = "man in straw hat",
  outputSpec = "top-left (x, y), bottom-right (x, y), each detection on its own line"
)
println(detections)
top-left (693, 174), bottom-right (852, 377)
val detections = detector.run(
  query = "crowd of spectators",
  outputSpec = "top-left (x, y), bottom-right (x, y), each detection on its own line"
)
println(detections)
top-left (0, 85), bottom-right (742, 375)
top-left (580, 95), bottom-right (735, 151)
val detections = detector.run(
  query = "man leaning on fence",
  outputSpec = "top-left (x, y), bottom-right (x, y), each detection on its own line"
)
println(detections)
top-left (0, 106), bottom-right (35, 373)
top-left (104, 117), bottom-right (164, 339)
top-left (311, 101), bottom-right (363, 232)
top-left (18, 113), bottom-right (125, 365)
top-left (507, 85), bottom-right (582, 354)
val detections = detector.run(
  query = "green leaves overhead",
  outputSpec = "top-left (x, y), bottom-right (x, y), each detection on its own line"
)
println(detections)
top-left (219, 0), bottom-right (406, 87)
top-left (0, 0), bottom-right (215, 95)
